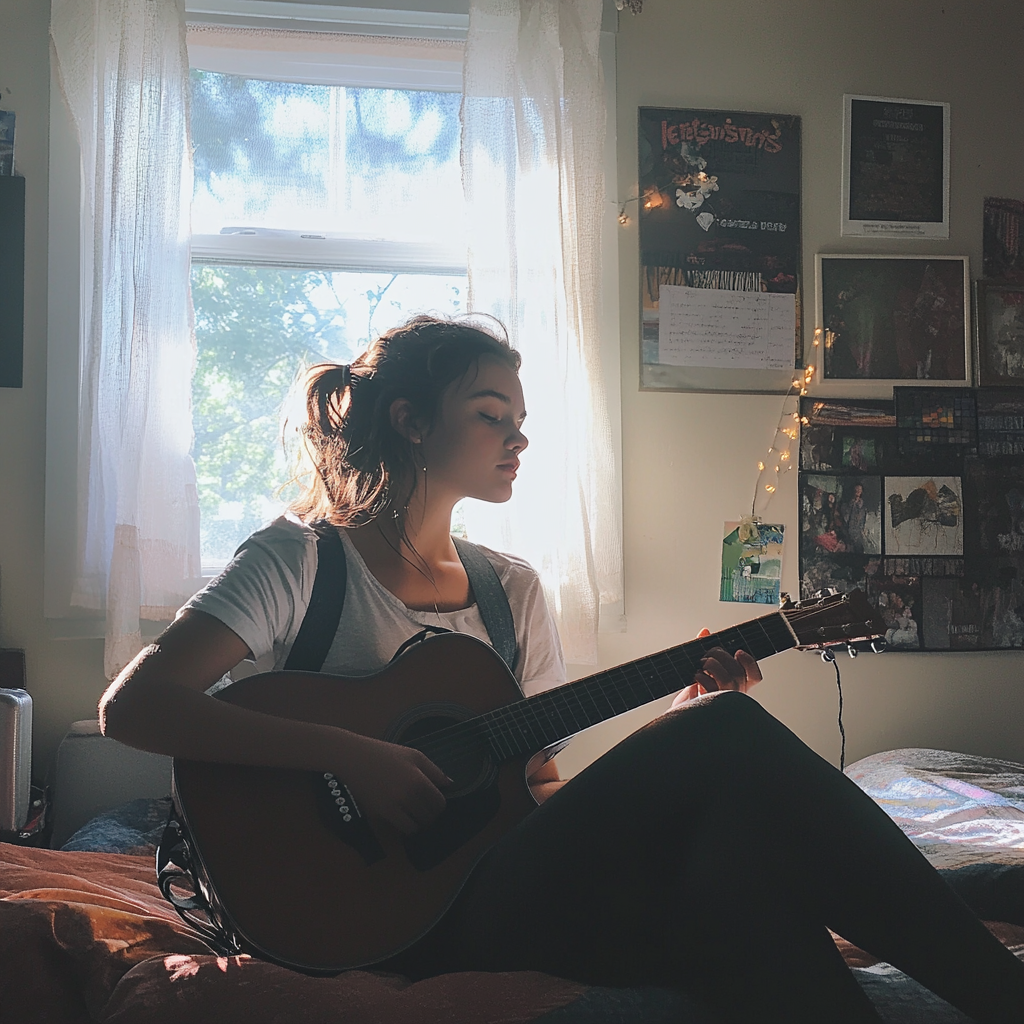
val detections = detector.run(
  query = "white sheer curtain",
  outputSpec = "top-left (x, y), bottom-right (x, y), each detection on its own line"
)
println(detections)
top-left (461, 0), bottom-right (622, 664)
top-left (52, 0), bottom-right (201, 678)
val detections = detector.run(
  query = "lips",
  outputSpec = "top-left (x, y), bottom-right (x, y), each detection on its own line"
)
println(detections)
top-left (498, 460), bottom-right (520, 474)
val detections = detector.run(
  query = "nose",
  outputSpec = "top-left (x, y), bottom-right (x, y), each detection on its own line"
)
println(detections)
top-left (507, 426), bottom-right (528, 453)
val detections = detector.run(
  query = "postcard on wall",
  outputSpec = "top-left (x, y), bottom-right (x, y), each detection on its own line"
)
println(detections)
top-left (841, 95), bottom-right (949, 238)
top-left (816, 255), bottom-right (970, 385)
top-left (638, 106), bottom-right (801, 392)
top-left (720, 521), bottom-right (784, 604)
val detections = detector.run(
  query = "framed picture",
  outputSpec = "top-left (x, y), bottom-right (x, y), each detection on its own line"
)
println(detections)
top-left (841, 95), bottom-right (950, 239)
top-left (813, 254), bottom-right (971, 393)
top-left (975, 281), bottom-right (1024, 387)
top-left (637, 106), bottom-right (801, 393)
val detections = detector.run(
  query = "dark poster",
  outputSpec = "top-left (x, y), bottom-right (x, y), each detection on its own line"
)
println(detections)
top-left (842, 96), bottom-right (949, 238)
top-left (983, 197), bottom-right (1024, 283)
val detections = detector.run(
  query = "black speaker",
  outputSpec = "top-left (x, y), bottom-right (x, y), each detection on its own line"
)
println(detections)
top-left (0, 175), bottom-right (25, 388)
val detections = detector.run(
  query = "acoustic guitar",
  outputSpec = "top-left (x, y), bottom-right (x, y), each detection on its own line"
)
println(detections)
top-left (169, 589), bottom-right (886, 973)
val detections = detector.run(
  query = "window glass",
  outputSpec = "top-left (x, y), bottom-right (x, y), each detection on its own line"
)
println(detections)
top-left (190, 71), bottom-right (464, 244)
top-left (192, 265), bottom-right (467, 566)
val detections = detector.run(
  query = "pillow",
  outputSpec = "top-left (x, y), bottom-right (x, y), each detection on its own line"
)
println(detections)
top-left (59, 797), bottom-right (171, 856)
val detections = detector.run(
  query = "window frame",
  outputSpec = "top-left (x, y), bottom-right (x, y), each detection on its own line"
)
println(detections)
top-left (44, 0), bottom-right (621, 637)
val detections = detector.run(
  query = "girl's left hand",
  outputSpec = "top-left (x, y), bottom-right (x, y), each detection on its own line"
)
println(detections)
top-left (669, 628), bottom-right (763, 710)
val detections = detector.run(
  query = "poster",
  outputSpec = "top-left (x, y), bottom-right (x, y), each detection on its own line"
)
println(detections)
top-left (720, 522), bottom-right (785, 604)
top-left (638, 106), bottom-right (801, 392)
top-left (842, 95), bottom-right (949, 238)
top-left (983, 197), bottom-right (1024, 282)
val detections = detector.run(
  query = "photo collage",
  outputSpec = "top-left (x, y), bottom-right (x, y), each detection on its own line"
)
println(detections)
top-left (799, 388), bottom-right (1024, 650)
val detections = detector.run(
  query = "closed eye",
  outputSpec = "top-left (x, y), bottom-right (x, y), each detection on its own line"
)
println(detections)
top-left (479, 412), bottom-right (499, 423)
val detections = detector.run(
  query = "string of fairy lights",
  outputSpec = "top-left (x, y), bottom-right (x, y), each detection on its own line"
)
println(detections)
top-left (750, 328), bottom-right (824, 519)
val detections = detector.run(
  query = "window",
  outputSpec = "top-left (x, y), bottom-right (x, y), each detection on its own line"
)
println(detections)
top-left (186, 19), bottom-right (469, 569)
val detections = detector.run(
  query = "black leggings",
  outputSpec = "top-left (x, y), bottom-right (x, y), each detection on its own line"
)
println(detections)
top-left (386, 691), bottom-right (1024, 1023)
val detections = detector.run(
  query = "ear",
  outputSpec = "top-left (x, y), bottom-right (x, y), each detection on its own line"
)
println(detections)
top-left (389, 397), bottom-right (424, 443)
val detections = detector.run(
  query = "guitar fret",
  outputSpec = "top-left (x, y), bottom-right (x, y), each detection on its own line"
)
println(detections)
top-left (475, 609), bottom-right (802, 763)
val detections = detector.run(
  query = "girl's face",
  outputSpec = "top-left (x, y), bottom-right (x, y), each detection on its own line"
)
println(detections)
top-left (416, 356), bottom-right (528, 505)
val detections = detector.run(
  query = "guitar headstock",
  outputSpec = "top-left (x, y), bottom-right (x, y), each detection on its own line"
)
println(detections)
top-left (782, 590), bottom-right (888, 652)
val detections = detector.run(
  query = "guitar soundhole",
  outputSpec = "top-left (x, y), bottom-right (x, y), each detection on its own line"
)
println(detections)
top-left (386, 703), bottom-right (497, 799)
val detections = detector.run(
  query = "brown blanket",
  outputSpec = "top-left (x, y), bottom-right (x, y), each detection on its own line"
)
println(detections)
top-left (0, 844), bottom-right (585, 1023)
top-left (3, 843), bottom-right (1023, 1023)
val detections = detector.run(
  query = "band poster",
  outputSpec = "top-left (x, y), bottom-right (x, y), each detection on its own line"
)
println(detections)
top-left (638, 106), bottom-right (801, 392)
top-left (842, 95), bottom-right (950, 239)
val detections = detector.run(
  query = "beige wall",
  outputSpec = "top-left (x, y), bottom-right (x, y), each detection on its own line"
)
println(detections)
top-left (1, 0), bottom-right (1022, 782)
top-left (1, 0), bottom-right (109, 782)
top-left (559, 0), bottom-right (1024, 776)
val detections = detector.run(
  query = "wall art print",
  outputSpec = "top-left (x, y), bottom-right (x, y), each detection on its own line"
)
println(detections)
top-left (975, 281), bottom-right (1024, 387)
top-left (983, 197), bottom-right (1024, 283)
top-left (638, 106), bottom-right (801, 392)
top-left (816, 254), bottom-right (970, 385)
top-left (799, 391), bottom-right (1024, 651)
top-left (841, 95), bottom-right (949, 239)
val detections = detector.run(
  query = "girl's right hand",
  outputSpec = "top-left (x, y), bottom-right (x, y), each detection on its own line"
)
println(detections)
top-left (335, 733), bottom-right (451, 835)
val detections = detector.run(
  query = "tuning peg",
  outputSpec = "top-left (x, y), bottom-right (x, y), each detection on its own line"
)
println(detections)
top-left (820, 648), bottom-right (836, 664)
top-left (870, 639), bottom-right (887, 654)
top-left (847, 645), bottom-right (858, 659)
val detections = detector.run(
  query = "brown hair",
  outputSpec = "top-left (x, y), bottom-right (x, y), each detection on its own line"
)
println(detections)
top-left (289, 314), bottom-right (521, 527)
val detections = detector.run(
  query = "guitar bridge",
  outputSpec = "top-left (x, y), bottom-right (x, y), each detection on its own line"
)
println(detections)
top-left (316, 773), bottom-right (386, 866)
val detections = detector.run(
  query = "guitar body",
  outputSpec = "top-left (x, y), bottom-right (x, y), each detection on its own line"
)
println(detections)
top-left (172, 632), bottom-right (536, 974)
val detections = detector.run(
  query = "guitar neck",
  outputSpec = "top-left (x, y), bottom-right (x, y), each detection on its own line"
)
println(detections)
top-left (475, 610), bottom-right (797, 762)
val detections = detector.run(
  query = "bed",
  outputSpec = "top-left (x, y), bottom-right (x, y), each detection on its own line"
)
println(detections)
top-left (2, 727), bottom-right (1023, 1023)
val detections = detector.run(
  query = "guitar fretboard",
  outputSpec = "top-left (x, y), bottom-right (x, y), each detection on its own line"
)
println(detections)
top-left (418, 611), bottom-right (796, 765)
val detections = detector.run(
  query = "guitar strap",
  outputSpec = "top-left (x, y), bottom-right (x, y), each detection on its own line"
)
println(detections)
top-left (282, 520), bottom-right (348, 673)
top-left (283, 522), bottom-right (519, 674)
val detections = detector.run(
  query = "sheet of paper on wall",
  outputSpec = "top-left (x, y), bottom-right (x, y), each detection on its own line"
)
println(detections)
top-left (720, 521), bottom-right (785, 605)
top-left (658, 285), bottom-right (795, 371)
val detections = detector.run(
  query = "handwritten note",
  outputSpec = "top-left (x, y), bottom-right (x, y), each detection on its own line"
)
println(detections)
top-left (658, 286), bottom-right (796, 371)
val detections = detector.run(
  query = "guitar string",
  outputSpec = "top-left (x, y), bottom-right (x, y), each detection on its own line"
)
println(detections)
top-left (414, 612), bottom-right (809, 765)
top-left (411, 605), bottom-right (861, 765)
top-left (411, 611), bottom-right (806, 766)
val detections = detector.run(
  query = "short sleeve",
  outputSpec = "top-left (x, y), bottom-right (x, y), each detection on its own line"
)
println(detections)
top-left (180, 517), bottom-right (316, 663)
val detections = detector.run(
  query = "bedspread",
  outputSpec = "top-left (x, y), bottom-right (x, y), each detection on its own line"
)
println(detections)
top-left (0, 845), bottom-right (586, 1024)
top-left (4, 843), bottom-right (1024, 1024)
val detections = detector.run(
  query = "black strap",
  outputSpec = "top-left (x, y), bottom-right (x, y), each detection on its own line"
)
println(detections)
top-left (283, 521), bottom-right (347, 672)
top-left (282, 524), bottom-right (517, 675)
top-left (453, 536), bottom-right (518, 673)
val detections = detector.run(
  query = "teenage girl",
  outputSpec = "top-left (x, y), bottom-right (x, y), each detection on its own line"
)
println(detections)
top-left (101, 315), bottom-right (1024, 1023)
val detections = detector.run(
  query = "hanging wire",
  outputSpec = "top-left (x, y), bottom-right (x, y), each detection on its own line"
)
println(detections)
top-left (820, 647), bottom-right (846, 772)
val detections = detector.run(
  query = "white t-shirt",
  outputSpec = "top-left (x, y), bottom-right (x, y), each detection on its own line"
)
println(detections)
top-left (182, 515), bottom-right (567, 697)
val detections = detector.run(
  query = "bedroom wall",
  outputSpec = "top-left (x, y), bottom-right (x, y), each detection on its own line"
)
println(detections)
top-left (1, 0), bottom-right (1023, 783)
top-left (0, 0), bottom-right (110, 783)
top-left (558, 0), bottom-right (1024, 776)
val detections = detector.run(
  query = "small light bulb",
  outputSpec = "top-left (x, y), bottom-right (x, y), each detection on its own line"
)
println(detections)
top-left (757, 461), bottom-right (765, 471)
top-left (765, 484), bottom-right (776, 493)
top-left (780, 450), bottom-right (790, 461)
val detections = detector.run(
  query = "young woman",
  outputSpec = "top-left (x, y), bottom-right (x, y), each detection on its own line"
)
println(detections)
top-left (101, 315), bottom-right (1024, 1023)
